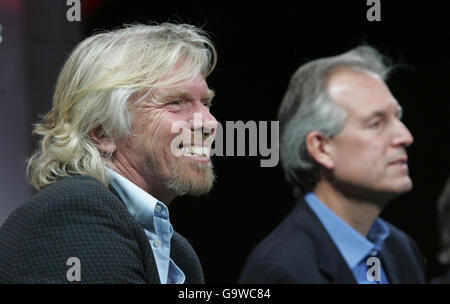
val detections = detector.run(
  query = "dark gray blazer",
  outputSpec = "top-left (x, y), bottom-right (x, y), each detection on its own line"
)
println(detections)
top-left (0, 175), bottom-right (204, 283)
top-left (239, 199), bottom-right (426, 284)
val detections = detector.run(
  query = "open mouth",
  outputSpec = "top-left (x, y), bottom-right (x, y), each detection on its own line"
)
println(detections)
top-left (387, 157), bottom-right (408, 171)
top-left (180, 145), bottom-right (210, 157)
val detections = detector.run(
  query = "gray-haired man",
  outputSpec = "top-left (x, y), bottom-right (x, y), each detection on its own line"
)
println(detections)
top-left (239, 46), bottom-right (426, 284)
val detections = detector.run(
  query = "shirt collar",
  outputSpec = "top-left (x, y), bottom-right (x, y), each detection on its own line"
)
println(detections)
top-left (107, 167), bottom-right (169, 234)
top-left (305, 192), bottom-right (390, 269)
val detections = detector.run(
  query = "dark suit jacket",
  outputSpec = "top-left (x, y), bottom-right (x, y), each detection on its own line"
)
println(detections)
top-left (239, 199), bottom-right (426, 283)
top-left (0, 175), bottom-right (204, 283)
top-left (430, 268), bottom-right (450, 284)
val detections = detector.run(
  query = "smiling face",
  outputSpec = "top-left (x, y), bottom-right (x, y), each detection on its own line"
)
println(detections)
top-left (325, 68), bottom-right (414, 202)
top-left (115, 72), bottom-right (217, 201)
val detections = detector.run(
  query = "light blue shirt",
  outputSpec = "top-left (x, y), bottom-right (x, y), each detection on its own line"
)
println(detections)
top-left (305, 192), bottom-right (390, 284)
top-left (107, 168), bottom-right (185, 284)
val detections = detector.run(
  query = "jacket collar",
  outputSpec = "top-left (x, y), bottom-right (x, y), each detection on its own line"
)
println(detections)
top-left (291, 198), bottom-right (407, 283)
top-left (290, 199), bottom-right (357, 283)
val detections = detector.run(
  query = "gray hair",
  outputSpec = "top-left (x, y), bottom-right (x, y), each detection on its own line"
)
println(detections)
top-left (437, 176), bottom-right (450, 265)
top-left (278, 46), bottom-right (391, 198)
top-left (27, 22), bottom-right (217, 190)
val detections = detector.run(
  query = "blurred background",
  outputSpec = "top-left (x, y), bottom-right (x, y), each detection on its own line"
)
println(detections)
top-left (1, 0), bottom-right (449, 283)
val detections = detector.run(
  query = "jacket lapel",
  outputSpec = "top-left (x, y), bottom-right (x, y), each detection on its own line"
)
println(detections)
top-left (109, 185), bottom-right (161, 283)
top-left (293, 200), bottom-right (356, 283)
top-left (379, 245), bottom-right (400, 284)
top-left (380, 232), bottom-right (402, 284)
top-left (171, 232), bottom-right (205, 283)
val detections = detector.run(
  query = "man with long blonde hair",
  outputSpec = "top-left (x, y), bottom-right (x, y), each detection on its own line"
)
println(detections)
top-left (0, 22), bottom-right (218, 283)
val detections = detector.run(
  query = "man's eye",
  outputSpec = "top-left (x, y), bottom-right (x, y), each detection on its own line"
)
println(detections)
top-left (369, 120), bottom-right (381, 128)
top-left (167, 100), bottom-right (182, 106)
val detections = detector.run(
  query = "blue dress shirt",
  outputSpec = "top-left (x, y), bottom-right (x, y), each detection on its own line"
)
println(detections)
top-left (107, 168), bottom-right (185, 284)
top-left (305, 192), bottom-right (390, 284)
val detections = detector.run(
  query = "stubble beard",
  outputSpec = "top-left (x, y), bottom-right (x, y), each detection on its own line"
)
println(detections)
top-left (165, 160), bottom-right (216, 197)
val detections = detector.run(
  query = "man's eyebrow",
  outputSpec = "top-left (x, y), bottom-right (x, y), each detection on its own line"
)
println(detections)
top-left (368, 111), bottom-right (386, 119)
top-left (159, 89), bottom-right (215, 101)
top-left (159, 90), bottom-right (192, 100)
top-left (365, 105), bottom-right (403, 120)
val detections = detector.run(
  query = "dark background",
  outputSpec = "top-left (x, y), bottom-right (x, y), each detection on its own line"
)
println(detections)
top-left (1, 0), bottom-right (449, 283)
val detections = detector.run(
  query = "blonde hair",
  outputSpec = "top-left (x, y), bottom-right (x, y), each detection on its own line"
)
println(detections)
top-left (27, 23), bottom-right (217, 190)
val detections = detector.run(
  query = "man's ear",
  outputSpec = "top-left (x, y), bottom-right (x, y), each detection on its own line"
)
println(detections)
top-left (89, 126), bottom-right (116, 155)
top-left (305, 131), bottom-right (334, 169)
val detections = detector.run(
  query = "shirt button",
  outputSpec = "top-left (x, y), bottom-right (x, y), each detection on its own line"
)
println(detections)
top-left (155, 205), bottom-right (162, 212)
top-left (371, 250), bottom-right (378, 256)
top-left (154, 239), bottom-right (162, 247)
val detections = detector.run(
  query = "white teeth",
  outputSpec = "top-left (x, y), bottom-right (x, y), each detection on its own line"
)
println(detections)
top-left (203, 147), bottom-right (210, 156)
top-left (181, 146), bottom-right (210, 157)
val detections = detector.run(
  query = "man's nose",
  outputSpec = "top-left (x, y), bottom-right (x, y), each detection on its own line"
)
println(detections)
top-left (189, 102), bottom-right (217, 134)
top-left (393, 120), bottom-right (414, 148)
